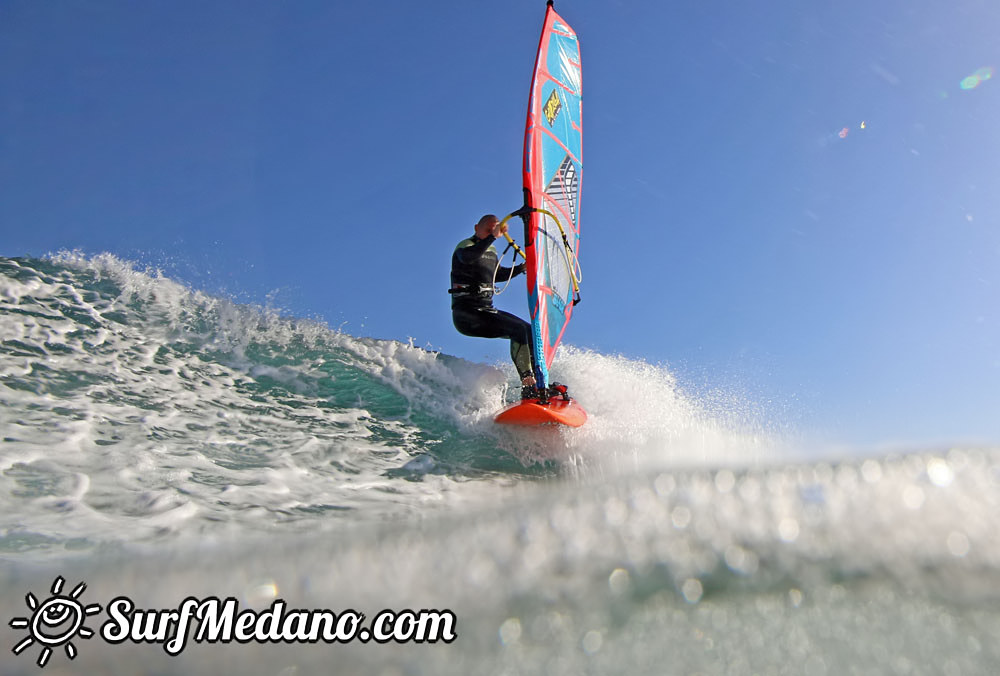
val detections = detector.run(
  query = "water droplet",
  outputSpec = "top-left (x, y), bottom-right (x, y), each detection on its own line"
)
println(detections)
top-left (714, 469), bottom-right (735, 493)
top-left (861, 459), bottom-right (882, 483)
top-left (778, 517), bottom-right (799, 542)
top-left (671, 505), bottom-right (691, 529)
top-left (499, 618), bottom-right (522, 645)
top-left (927, 458), bottom-right (954, 487)
top-left (946, 531), bottom-right (970, 557)
top-left (582, 630), bottom-right (603, 654)
top-left (681, 578), bottom-right (703, 603)
top-left (609, 568), bottom-right (630, 595)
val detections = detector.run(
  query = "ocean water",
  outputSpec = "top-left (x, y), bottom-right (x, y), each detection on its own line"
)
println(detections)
top-left (1, 253), bottom-right (998, 675)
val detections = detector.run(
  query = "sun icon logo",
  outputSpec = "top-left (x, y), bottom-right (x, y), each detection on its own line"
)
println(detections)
top-left (9, 576), bottom-right (102, 668)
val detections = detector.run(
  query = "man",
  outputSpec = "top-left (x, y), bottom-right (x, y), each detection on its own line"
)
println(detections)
top-left (450, 214), bottom-right (537, 395)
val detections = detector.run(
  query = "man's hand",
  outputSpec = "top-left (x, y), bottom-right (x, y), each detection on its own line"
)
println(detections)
top-left (491, 221), bottom-right (508, 238)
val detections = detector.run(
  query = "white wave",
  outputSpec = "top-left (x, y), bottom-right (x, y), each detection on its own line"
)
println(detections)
top-left (0, 254), bottom-right (515, 555)
top-left (0, 252), bottom-right (787, 561)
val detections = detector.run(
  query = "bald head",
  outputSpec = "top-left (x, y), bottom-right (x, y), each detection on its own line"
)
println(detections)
top-left (474, 214), bottom-right (500, 240)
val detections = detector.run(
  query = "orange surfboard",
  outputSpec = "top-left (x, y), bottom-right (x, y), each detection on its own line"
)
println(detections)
top-left (494, 396), bottom-right (587, 427)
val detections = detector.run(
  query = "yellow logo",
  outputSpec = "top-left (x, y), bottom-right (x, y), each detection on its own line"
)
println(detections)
top-left (543, 90), bottom-right (561, 126)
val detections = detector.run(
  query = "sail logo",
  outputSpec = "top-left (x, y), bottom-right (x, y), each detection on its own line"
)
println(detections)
top-left (545, 155), bottom-right (579, 227)
top-left (543, 90), bottom-right (562, 126)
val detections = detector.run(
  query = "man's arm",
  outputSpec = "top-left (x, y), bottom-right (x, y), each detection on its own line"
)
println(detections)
top-left (454, 235), bottom-right (496, 264)
top-left (497, 262), bottom-right (526, 278)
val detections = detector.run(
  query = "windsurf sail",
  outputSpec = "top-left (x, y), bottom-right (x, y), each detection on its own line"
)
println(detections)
top-left (520, 0), bottom-right (582, 391)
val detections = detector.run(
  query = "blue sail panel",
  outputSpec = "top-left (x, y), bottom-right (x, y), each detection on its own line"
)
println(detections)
top-left (522, 4), bottom-right (582, 389)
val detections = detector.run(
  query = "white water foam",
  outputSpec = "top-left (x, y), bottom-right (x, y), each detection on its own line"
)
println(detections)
top-left (0, 254), bottom-right (514, 556)
top-left (544, 347), bottom-right (784, 470)
top-left (1, 252), bottom-right (787, 562)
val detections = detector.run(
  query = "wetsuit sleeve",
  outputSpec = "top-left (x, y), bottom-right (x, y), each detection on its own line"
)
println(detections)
top-left (497, 263), bottom-right (526, 278)
top-left (454, 235), bottom-right (496, 264)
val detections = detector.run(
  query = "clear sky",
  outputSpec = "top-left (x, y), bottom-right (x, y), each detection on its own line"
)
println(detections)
top-left (2, 0), bottom-right (998, 448)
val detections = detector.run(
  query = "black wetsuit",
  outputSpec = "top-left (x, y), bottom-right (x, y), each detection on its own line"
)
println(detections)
top-left (450, 234), bottom-right (534, 381)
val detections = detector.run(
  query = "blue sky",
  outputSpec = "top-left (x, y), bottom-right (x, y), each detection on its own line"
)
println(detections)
top-left (2, 0), bottom-right (998, 448)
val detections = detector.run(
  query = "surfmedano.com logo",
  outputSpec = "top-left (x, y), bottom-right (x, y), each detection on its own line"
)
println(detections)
top-left (9, 577), bottom-right (102, 667)
top-left (9, 576), bottom-right (457, 668)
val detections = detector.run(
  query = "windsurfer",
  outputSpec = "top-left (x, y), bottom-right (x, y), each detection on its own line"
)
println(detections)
top-left (449, 214), bottom-right (537, 395)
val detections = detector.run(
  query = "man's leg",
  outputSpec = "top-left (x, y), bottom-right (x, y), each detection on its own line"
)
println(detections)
top-left (453, 305), bottom-right (536, 382)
